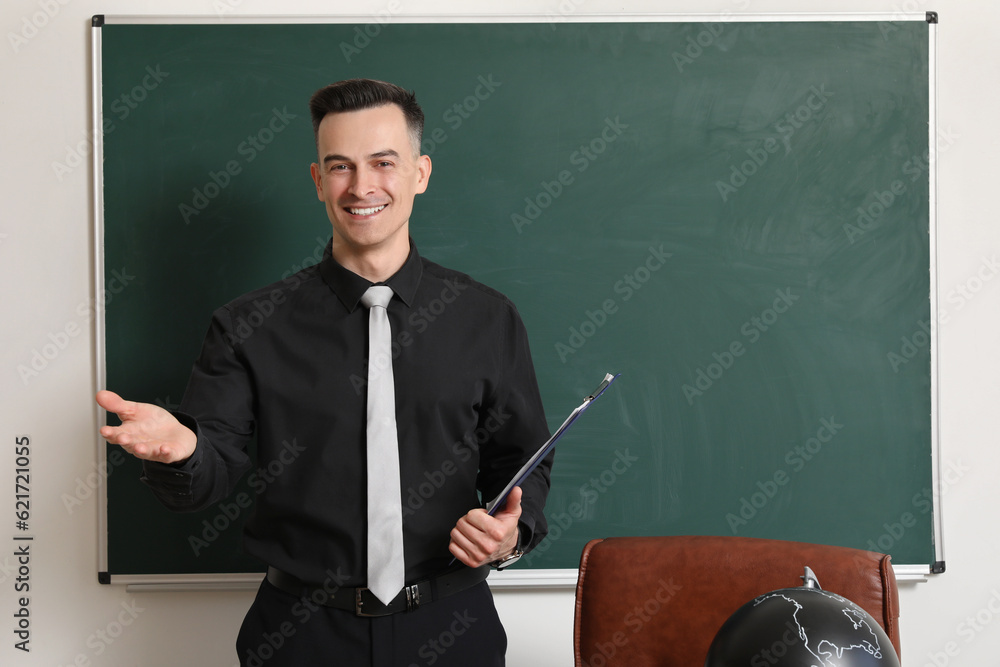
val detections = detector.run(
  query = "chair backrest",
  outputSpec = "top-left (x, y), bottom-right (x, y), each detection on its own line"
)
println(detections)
top-left (574, 535), bottom-right (900, 666)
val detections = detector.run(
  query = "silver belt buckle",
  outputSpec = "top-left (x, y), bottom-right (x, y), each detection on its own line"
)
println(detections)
top-left (405, 583), bottom-right (421, 611)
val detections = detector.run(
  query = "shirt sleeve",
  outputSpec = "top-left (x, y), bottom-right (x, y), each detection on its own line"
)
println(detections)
top-left (140, 305), bottom-right (254, 512)
top-left (476, 302), bottom-right (553, 555)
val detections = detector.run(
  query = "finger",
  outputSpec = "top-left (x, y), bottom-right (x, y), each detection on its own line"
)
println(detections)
top-left (113, 438), bottom-right (166, 463)
top-left (452, 518), bottom-right (499, 560)
top-left (448, 540), bottom-right (479, 567)
top-left (459, 508), bottom-right (493, 533)
top-left (460, 510), bottom-right (510, 547)
top-left (100, 421), bottom-right (153, 457)
top-left (449, 528), bottom-right (493, 568)
top-left (100, 414), bottom-right (145, 442)
top-left (448, 528), bottom-right (482, 566)
top-left (495, 486), bottom-right (523, 520)
top-left (96, 390), bottom-right (136, 420)
top-left (99, 423), bottom-right (135, 446)
top-left (450, 518), bottom-right (488, 555)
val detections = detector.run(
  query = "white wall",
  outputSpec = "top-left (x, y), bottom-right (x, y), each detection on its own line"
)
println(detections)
top-left (1, 0), bottom-right (997, 665)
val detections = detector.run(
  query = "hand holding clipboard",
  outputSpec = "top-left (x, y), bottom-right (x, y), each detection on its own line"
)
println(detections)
top-left (448, 372), bottom-right (619, 567)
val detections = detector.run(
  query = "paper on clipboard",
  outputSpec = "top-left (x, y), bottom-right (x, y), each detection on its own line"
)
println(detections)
top-left (485, 372), bottom-right (619, 515)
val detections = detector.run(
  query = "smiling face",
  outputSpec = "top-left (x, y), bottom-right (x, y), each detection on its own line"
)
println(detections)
top-left (309, 103), bottom-right (431, 275)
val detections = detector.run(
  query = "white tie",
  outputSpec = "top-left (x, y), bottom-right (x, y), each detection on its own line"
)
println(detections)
top-left (360, 286), bottom-right (405, 605)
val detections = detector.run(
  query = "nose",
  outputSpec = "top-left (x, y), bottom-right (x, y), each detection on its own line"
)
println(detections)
top-left (348, 166), bottom-right (376, 199)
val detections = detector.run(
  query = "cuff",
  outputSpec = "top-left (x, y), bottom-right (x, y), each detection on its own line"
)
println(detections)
top-left (139, 412), bottom-right (203, 500)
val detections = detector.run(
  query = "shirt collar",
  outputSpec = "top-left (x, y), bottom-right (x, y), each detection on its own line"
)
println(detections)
top-left (319, 238), bottom-right (423, 312)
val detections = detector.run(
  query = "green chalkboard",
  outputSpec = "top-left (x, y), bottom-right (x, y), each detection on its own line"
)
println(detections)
top-left (97, 17), bottom-right (937, 580)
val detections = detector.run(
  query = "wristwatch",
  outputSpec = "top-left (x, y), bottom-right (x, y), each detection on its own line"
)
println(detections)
top-left (491, 548), bottom-right (524, 571)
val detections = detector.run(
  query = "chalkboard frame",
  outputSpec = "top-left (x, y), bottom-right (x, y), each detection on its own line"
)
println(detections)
top-left (91, 12), bottom-right (942, 588)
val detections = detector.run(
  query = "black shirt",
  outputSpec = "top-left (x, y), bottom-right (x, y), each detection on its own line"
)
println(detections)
top-left (142, 241), bottom-right (552, 586)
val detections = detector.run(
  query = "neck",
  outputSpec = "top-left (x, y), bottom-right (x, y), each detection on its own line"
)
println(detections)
top-left (331, 236), bottom-right (410, 283)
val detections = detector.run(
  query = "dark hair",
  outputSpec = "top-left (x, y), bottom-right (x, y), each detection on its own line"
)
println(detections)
top-left (309, 79), bottom-right (424, 155)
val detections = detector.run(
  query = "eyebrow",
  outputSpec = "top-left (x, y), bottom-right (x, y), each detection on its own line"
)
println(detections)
top-left (321, 149), bottom-right (401, 166)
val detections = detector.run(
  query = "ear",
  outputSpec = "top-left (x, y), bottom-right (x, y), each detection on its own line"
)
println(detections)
top-left (309, 162), bottom-right (323, 200)
top-left (414, 154), bottom-right (432, 195)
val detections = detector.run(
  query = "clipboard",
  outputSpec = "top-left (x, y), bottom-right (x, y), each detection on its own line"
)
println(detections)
top-left (485, 372), bottom-right (619, 515)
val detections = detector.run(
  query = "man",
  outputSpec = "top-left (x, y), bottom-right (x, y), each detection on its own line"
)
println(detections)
top-left (97, 79), bottom-right (552, 666)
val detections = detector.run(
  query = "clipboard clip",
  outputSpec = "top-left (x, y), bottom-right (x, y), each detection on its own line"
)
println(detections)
top-left (586, 373), bottom-right (619, 402)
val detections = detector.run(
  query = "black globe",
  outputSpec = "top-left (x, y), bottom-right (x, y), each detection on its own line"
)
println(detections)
top-left (705, 568), bottom-right (900, 667)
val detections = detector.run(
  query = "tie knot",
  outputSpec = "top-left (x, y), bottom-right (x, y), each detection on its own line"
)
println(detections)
top-left (361, 285), bottom-right (393, 310)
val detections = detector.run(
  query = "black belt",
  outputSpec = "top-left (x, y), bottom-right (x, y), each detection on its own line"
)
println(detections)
top-left (265, 564), bottom-right (490, 617)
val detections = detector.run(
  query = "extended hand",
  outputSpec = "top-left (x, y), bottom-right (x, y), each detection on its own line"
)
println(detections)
top-left (96, 390), bottom-right (197, 464)
top-left (449, 486), bottom-right (522, 568)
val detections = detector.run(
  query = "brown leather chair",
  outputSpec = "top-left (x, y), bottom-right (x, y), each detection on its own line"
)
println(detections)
top-left (574, 536), bottom-right (900, 666)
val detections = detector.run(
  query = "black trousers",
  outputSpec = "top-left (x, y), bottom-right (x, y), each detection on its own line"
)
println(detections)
top-left (236, 578), bottom-right (506, 666)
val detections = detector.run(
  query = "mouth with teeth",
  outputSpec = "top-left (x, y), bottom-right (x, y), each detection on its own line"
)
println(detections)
top-left (345, 204), bottom-right (387, 217)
